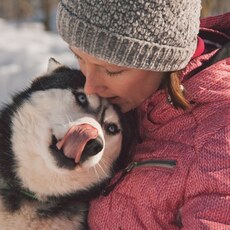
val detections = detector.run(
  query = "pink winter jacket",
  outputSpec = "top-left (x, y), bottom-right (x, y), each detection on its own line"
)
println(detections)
top-left (88, 13), bottom-right (230, 229)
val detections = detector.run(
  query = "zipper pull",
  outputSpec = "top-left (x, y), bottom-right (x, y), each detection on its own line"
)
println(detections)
top-left (102, 162), bottom-right (137, 196)
top-left (124, 162), bottom-right (137, 172)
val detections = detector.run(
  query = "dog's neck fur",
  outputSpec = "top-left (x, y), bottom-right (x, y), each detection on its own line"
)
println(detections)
top-left (0, 177), bottom-right (37, 200)
top-left (0, 173), bottom-right (108, 216)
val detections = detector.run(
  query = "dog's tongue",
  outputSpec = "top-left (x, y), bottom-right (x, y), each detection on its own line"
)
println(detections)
top-left (56, 124), bottom-right (98, 163)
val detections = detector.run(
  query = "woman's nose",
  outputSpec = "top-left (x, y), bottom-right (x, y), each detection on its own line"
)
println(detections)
top-left (83, 67), bottom-right (106, 95)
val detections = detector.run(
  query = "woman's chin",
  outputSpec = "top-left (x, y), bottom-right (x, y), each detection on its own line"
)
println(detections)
top-left (108, 97), bottom-right (135, 113)
top-left (116, 102), bottom-right (134, 113)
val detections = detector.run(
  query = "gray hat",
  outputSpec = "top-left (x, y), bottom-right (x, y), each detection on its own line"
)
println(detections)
top-left (56, 0), bottom-right (201, 72)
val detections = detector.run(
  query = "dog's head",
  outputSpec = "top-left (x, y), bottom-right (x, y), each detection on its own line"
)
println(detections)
top-left (0, 59), bottom-right (133, 199)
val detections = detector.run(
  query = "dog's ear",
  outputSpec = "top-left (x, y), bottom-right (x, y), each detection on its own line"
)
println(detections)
top-left (47, 58), bottom-right (64, 73)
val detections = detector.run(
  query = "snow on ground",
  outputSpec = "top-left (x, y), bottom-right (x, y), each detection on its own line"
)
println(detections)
top-left (0, 18), bottom-right (78, 108)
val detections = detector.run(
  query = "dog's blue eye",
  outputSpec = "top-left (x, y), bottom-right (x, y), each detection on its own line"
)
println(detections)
top-left (105, 123), bottom-right (120, 135)
top-left (75, 93), bottom-right (88, 106)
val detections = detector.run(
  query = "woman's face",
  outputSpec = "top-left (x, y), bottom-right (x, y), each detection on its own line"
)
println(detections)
top-left (70, 47), bottom-right (164, 113)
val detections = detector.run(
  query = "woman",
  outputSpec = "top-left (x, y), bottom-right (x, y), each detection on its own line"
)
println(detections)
top-left (56, 0), bottom-right (230, 229)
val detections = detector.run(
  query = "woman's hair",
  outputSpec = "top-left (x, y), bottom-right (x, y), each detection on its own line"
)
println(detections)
top-left (164, 72), bottom-right (190, 110)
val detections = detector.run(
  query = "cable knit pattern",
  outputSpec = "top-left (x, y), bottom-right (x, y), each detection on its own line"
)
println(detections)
top-left (88, 14), bottom-right (230, 229)
top-left (56, 0), bottom-right (201, 71)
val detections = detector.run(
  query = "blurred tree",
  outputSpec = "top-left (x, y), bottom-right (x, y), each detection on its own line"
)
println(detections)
top-left (41, 0), bottom-right (54, 31)
top-left (201, 0), bottom-right (230, 18)
top-left (0, 0), bottom-right (32, 20)
top-left (15, 0), bottom-right (33, 21)
top-left (0, 0), bottom-right (58, 31)
top-left (201, 0), bottom-right (215, 18)
top-left (0, 0), bottom-right (229, 29)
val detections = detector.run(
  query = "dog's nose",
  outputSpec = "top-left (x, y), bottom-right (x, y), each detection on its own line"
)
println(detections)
top-left (81, 137), bottom-right (103, 161)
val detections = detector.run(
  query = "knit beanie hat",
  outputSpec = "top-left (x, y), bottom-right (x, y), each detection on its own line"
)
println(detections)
top-left (56, 0), bottom-right (201, 72)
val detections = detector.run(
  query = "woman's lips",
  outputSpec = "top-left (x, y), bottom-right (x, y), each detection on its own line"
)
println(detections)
top-left (107, 96), bottom-right (120, 104)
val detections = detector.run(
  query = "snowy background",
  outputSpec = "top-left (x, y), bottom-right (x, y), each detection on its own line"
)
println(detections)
top-left (0, 18), bottom-right (78, 109)
top-left (0, 0), bottom-right (229, 109)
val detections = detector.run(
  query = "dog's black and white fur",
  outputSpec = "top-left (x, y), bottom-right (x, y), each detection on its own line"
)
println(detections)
top-left (0, 59), bottom-right (132, 229)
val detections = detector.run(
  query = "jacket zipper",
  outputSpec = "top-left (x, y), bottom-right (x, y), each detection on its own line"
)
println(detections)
top-left (125, 159), bottom-right (176, 171)
top-left (102, 159), bottom-right (177, 196)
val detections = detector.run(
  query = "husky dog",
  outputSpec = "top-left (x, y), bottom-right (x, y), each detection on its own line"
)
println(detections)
top-left (0, 59), bottom-right (132, 230)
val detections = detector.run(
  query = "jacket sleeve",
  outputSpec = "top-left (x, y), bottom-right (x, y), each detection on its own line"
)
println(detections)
top-left (181, 115), bottom-right (230, 229)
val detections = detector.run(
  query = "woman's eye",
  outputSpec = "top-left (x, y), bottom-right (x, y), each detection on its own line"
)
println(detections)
top-left (105, 70), bottom-right (124, 77)
top-left (105, 123), bottom-right (120, 135)
top-left (75, 93), bottom-right (88, 106)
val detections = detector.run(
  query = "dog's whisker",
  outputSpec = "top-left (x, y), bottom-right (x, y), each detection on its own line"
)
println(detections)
top-left (65, 113), bottom-right (72, 123)
top-left (99, 158), bottom-right (109, 170)
top-left (52, 122), bottom-right (63, 126)
top-left (97, 162), bottom-right (109, 177)
top-left (93, 166), bottom-right (100, 180)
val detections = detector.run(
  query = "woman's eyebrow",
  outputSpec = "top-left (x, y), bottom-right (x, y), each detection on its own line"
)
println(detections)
top-left (69, 46), bottom-right (81, 58)
top-left (74, 53), bottom-right (82, 59)
top-left (69, 46), bottom-right (127, 70)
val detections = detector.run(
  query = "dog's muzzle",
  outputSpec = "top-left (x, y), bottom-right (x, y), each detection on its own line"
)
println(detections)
top-left (56, 123), bottom-right (102, 163)
top-left (49, 117), bottom-right (105, 169)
